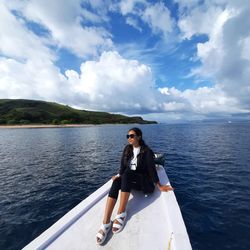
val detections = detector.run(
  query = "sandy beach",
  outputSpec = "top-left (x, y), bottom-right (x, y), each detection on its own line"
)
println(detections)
top-left (0, 124), bottom-right (94, 129)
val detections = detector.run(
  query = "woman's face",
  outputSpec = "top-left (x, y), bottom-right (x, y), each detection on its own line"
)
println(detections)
top-left (127, 130), bottom-right (140, 147)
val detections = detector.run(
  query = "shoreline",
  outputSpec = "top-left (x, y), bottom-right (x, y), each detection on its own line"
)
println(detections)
top-left (0, 124), bottom-right (95, 129)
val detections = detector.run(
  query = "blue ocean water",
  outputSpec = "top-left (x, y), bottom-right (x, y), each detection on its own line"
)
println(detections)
top-left (0, 123), bottom-right (249, 250)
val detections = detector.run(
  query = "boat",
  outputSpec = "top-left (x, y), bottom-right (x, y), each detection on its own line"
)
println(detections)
top-left (23, 154), bottom-right (192, 250)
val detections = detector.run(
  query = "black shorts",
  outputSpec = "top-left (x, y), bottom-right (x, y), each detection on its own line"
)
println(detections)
top-left (108, 169), bottom-right (142, 199)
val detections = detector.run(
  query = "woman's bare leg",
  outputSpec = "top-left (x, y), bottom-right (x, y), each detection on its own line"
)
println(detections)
top-left (102, 191), bottom-right (130, 224)
top-left (97, 196), bottom-right (117, 243)
top-left (112, 191), bottom-right (130, 232)
top-left (117, 191), bottom-right (130, 214)
top-left (103, 197), bottom-right (117, 223)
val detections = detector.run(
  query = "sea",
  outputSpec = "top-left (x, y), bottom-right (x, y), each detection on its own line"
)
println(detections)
top-left (0, 123), bottom-right (249, 250)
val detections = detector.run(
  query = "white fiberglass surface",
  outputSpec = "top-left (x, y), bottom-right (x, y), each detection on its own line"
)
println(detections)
top-left (24, 167), bottom-right (192, 250)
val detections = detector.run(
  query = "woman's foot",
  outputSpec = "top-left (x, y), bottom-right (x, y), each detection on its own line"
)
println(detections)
top-left (112, 211), bottom-right (127, 234)
top-left (96, 221), bottom-right (112, 245)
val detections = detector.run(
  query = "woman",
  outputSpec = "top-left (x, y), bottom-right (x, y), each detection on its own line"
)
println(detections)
top-left (96, 127), bottom-right (173, 245)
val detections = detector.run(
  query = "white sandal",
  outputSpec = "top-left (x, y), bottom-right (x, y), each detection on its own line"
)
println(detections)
top-left (112, 211), bottom-right (127, 234)
top-left (96, 221), bottom-right (112, 245)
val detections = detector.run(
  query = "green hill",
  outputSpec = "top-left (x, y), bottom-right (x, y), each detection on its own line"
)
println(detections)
top-left (0, 99), bottom-right (157, 125)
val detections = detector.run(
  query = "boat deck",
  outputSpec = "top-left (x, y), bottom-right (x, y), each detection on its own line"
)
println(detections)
top-left (23, 166), bottom-right (192, 250)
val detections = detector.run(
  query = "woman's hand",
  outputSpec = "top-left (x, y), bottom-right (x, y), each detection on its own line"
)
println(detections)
top-left (158, 184), bottom-right (174, 192)
top-left (111, 174), bottom-right (120, 181)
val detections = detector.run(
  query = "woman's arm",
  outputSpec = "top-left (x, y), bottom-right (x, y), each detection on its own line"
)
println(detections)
top-left (146, 148), bottom-right (173, 192)
top-left (156, 182), bottom-right (174, 192)
top-left (118, 146), bottom-right (128, 176)
top-left (146, 149), bottom-right (160, 183)
top-left (111, 174), bottom-right (120, 181)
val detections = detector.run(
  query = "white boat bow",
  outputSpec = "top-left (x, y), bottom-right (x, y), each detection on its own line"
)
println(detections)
top-left (23, 163), bottom-right (192, 250)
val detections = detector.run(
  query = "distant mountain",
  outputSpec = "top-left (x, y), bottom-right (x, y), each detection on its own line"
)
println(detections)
top-left (0, 99), bottom-right (157, 125)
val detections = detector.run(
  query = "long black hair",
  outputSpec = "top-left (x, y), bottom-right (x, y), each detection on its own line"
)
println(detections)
top-left (128, 127), bottom-right (146, 146)
top-left (123, 127), bottom-right (147, 160)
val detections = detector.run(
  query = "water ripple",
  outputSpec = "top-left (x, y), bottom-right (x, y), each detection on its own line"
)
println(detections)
top-left (0, 124), bottom-right (249, 250)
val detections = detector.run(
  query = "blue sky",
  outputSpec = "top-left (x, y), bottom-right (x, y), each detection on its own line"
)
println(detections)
top-left (0, 0), bottom-right (250, 122)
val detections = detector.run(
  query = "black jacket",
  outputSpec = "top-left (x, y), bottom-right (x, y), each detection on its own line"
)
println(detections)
top-left (119, 144), bottom-right (160, 194)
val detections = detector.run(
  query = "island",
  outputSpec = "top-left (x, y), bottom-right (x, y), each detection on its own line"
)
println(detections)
top-left (0, 99), bottom-right (157, 127)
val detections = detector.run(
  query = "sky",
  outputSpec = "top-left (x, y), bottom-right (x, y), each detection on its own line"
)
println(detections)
top-left (0, 0), bottom-right (250, 123)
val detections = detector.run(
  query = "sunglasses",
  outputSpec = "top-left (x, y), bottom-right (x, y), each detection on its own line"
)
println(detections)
top-left (126, 134), bottom-right (136, 139)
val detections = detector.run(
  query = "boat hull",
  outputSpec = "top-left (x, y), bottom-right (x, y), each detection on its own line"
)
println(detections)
top-left (23, 165), bottom-right (192, 250)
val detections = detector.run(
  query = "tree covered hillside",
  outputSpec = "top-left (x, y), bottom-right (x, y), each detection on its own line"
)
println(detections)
top-left (0, 99), bottom-right (157, 125)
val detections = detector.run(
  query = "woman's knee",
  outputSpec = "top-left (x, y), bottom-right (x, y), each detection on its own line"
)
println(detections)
top-left (108, 178), bottom-right (121, 199)
top-left (121, 172), bottom-right (132, 192)
top-left (121, 171), bottom-right (131, 182)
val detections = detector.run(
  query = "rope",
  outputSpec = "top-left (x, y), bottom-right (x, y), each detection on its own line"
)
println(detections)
top-left (168, 232), bottom-right (174, 250)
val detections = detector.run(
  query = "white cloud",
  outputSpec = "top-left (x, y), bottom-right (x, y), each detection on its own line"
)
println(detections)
top-left (0, 2), bottom-right (55, 62)
top-left (119, 0), bottom-right (145, 15)
top-left (198, 6), bottom-right (250, 107)
top-left (0, 49), bottom-right (161, 113)
top-left (80, 8), bottom-right (103, 23)
top-left (178, 6), bottom-right (224, 40)
top-left (162, 101), bottom-right (187, 112)
top-left (120, 0), bottom-right (137, 15)
top-left (159, 86), bottom-right (239, 114)
top-left (174, 0), bottom-right (200, 9)
top-left (116, 1), bottom-right (174, 39)
top-left (240, 36), bottom-right (250, 61)
top-left (0, 57), bottom-right (64, 101)
top-left (67, 51), bottom-right (162, 113)
top-left (126, 16), bottom-right (142, 32)
top-left (177, 0), bottom-right (250, 113)
top-left (195, 9), bottom-right (232, 76)
top-left (0, 48), bottom-right (246, 121)
top-left (65, 51), bottom-right (247, 117)
top-left (142, 2), bottom-right (174, 37)
top-left (181, 87), bottom-right (239, 114)
top-left (0, 0), bottom-right (249, 122)
top-left (5, 0), bottom-right (113, 58)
